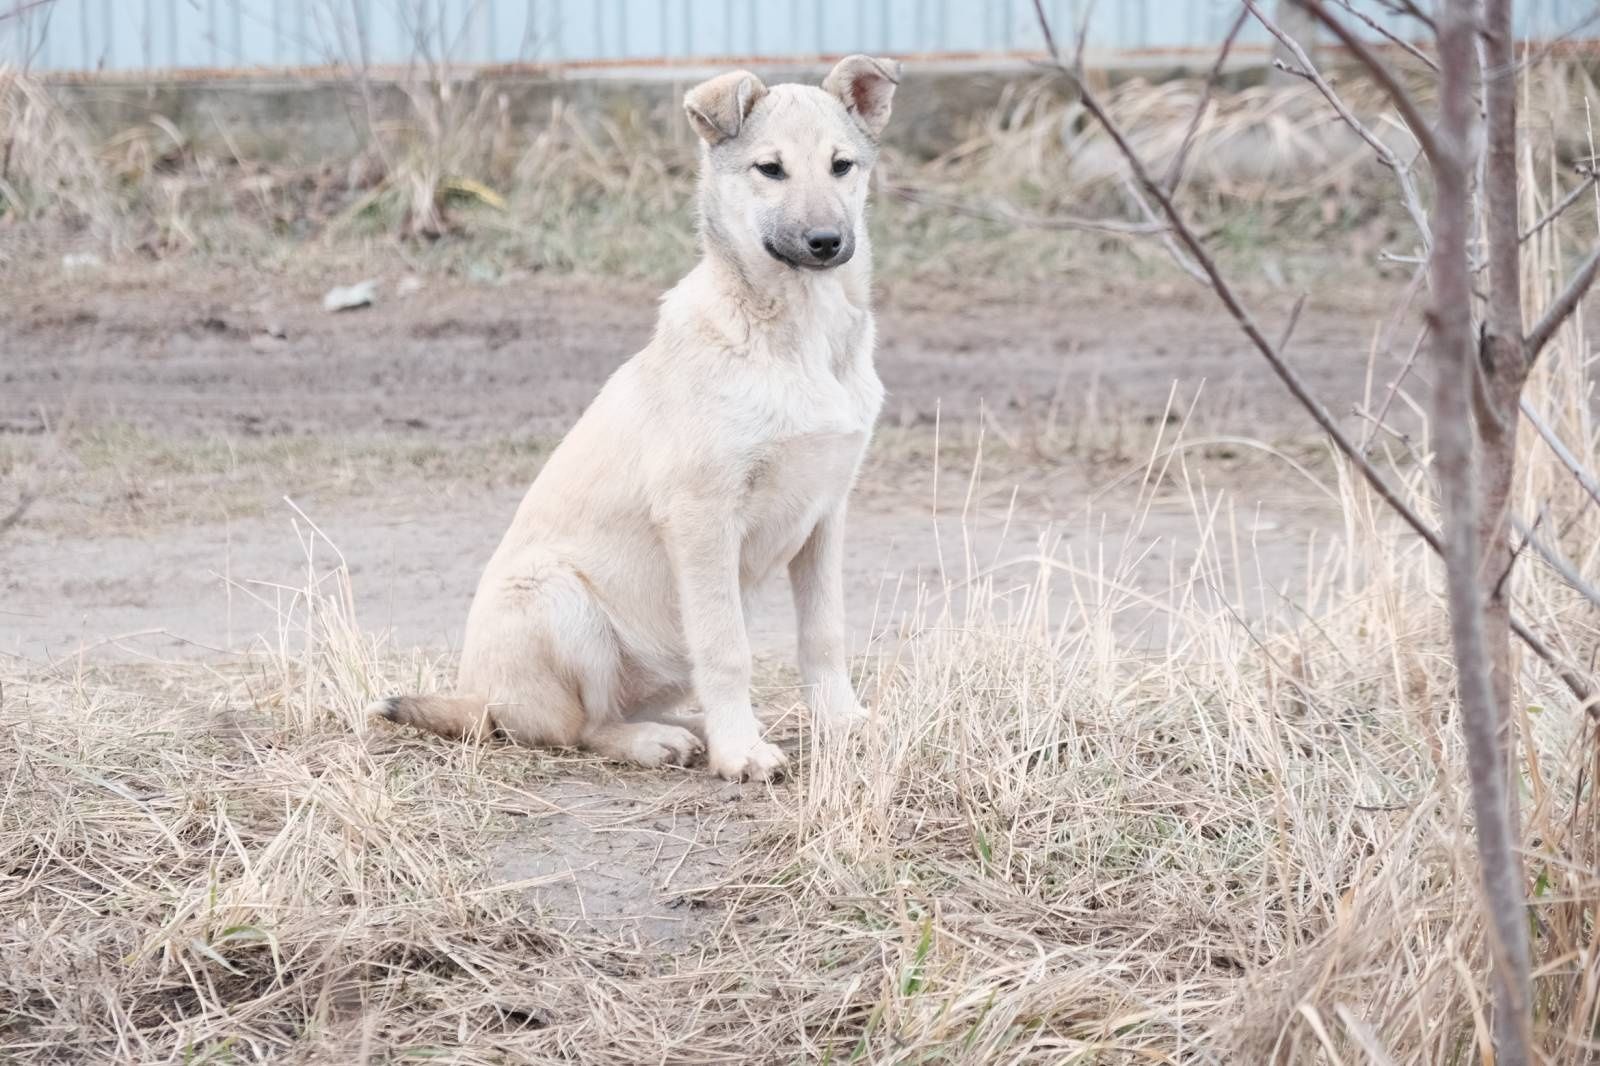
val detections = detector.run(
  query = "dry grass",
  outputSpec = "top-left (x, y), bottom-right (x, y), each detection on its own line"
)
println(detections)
top-left (0, 66), bottom-right (112, 247)
top-left (7, 62), bottom-right (1561, 284)
top-left (4, 378), bottom-right (1598, 1062)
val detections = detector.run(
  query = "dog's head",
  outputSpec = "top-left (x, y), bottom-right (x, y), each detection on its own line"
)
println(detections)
top-left (685, 55), bottom-right (900, 275)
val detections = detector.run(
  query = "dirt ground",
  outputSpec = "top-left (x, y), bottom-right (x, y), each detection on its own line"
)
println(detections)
top-left (1, 260), bottom-right (1382, 659)
top-left (2, 259), bottom-right (1383, 943)
top-left (2, 260), bottom-right (1382, 440)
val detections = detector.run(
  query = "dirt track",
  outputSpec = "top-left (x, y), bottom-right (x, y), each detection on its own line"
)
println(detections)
top-left (2, 263), bottom-right (1378, 667)
top-left (1, 259), bottom-right (1383, 942)
top-left (2, 263), bottom-right (1381, 439)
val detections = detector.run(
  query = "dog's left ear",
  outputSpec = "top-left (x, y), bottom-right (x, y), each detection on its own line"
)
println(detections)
top-left (684, 70), bottom-right (768, 145)
top-left (823, 55), bottom-right (902, 141)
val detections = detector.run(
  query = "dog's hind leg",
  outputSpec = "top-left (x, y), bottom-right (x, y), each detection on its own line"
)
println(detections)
top-left (447, 556), bottom-right (632, 750)
top-left (580, 720), bottom-right (703, 767)
top-left (622, 684), bottom-right (706, 741)
top-left (461, 561), bottom-right (703, 769)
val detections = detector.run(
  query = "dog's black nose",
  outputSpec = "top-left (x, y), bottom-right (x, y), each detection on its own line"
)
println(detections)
top-left (804, 228), bottom-right (842, 260)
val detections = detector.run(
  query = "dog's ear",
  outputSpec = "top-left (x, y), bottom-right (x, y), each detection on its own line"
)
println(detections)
top-left (823, 55), bottom-right (901, 140)
top-left (684, 70), bottom-right (768, 145)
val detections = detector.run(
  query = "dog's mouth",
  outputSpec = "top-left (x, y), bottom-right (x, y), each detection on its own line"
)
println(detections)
top-left (763, 239), bottom-right (844, 271)
top-left (762, 239), bottom-right (801, 269)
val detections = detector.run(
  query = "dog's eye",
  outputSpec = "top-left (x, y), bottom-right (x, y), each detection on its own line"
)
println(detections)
top-left (754, 161), bottom-right (785, 179)
top-left (832, 159), bottom-right (854, 177)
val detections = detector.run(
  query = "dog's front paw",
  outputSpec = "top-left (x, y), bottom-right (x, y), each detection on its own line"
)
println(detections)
top-left (708, 737), bottom-right (788, 782)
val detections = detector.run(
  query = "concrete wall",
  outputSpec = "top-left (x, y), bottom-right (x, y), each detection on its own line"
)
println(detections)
top-left (45, 61), bottom-right (1093, 162)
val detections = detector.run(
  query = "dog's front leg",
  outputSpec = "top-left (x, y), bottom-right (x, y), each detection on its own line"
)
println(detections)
top-left (789, 507), bottom-right (868, 734)
top-left (664, 499), bottom-right (787, 781)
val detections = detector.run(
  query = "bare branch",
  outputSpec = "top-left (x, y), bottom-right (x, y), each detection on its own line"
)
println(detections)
top-left (1480, 0), bottom-right (1526, 376)
top-left (1521, 398), bottom-right (1600, 514)
top-left (1520, 168), bottom-right (1599, 245)
top-left (1362, 322), bottom-right (1429, 452)
top-left (1033, 0), bottom-right (1064, 66)
top-left (1028, 0), bottom-right (1593, 716)
top-left (886, 184), bottom-right (1168, 237)
top-left (1163, 4), bottom-right (1251, 194)
top-left (1043, 87), bottom-right (1431, 559)
top-left (1329, 0), bottom-right (1438, 71)
top-left (1293, 0), bottom-right (1442, 165)
top-left (1245, 0), bottom-right (1432, 243)
top-left (1510, 614), bottom-right (1595, 711)
top-left (0, 0), bottom-right (57, 25)
top-left (1119, 175), bottom-right (1208, 284)
top-left (1511, 514), bottom-right (1600, 612)
top-left (1524, 243), bottom-right (1600, 366)
top-left (1475, 0), bottom-right (1528, 446)
top-left (1371, 0), bottom-right (1436, 32)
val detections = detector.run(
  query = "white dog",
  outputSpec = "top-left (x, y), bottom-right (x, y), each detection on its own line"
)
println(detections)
top-left (373, 55), bottom-right (900, 780)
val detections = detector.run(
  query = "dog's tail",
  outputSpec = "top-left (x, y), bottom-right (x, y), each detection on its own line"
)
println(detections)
top-left (368, 694), bottom-right (494, 739)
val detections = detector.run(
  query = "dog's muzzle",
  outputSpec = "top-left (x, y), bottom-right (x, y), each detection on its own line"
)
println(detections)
top-left (765, 229), bottom-right (855, 270)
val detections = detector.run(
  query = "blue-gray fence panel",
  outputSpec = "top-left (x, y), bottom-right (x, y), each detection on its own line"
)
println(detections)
top-left (5, 1), bottom-right (1598, 73)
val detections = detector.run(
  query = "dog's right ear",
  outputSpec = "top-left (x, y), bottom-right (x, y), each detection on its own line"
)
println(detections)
top-left (684, 71), bottom-right (768, 146)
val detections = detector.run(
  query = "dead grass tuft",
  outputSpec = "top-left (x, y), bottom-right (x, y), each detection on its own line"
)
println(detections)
top-left (0, 65), bottom-right (113, 245)
top-left (3, 373), bottom-right (1597, 1060)
top-left (10, 65), bottom-right (1567, 283)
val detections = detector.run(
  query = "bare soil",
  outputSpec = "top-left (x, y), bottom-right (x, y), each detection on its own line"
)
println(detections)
top-left (2, 260), bottom-right (1382, 440)
top-left (1, 260), bottom-right (1378, 945)
top-left (2, 260), bottom-right (1377, 665)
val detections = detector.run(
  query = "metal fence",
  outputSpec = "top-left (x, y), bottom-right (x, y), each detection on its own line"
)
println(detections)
top-left (5, 0), bottom-right (1598, 74)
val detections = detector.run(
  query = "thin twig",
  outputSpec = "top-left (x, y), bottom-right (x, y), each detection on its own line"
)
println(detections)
top-left (1276, 292), bottom-right (1308, 351)
top-left (886, 184), bottom-right (1167, 236)
top-left (1294, 0), bottom-right (1443, 166)
top-left (1245, 0), bottom-right (1432, 243)
top-left (1520, 168), bottom-right (1600, 245)
top-left (1120, 174), bottom-right (1208, 283)
top-left (1524, 244), bottom-right (1600, 365)
top-left (1163, 4), bottom-right (1250, 194)
top-left (1359, 261), bottom-right (1430, 451)
top-left (1494, 510), bottom-right (1541, 602)
top-left (0, 0), bottom-right (57, 25)
top-left (1329, 0), bottom-right (1438, 71)
top-left (1510, 514), bottom-right (1600, 611)
top-left (1371, 0), bottom-right (1436, 32)
top-left (1520, 398), bottom-right (1600, 514)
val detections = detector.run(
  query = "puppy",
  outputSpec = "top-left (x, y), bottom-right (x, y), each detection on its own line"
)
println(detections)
top-left (374, 56), bottom-right (900, 780)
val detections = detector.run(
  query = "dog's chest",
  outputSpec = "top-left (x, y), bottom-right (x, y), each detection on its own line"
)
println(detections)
top-left (737, 428), bottom-right (866, 584)
top-left (733, 328), bottom-right (880, 582)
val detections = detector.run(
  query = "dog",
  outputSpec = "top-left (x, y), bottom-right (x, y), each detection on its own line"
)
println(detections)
top-left (371, 55), bottom-right (900, 781)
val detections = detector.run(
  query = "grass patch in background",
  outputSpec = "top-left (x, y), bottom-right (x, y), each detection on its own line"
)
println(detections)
top-left (18, 65), bottom-right (1600, 286)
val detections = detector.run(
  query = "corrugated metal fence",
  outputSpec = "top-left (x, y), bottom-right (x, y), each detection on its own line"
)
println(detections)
top-left (5, 0), bottom-right (1598, 74)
